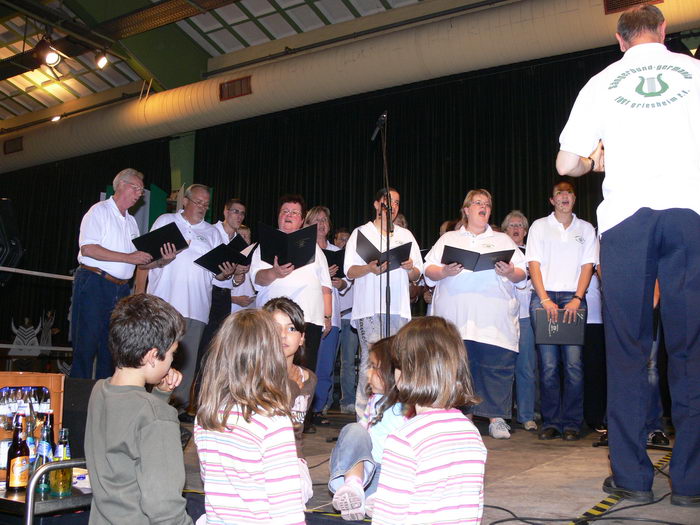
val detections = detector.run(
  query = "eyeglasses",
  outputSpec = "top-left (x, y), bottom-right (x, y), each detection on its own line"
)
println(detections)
top-left (313, 217), bottom-right (329, 224)
top-left (228, 208), bottom-right (245, 216)
top-left (470, 200), bottom-right (492, 208)
top-left (280, 209), bottom-right (302, 217)
top-left (507, 223), bottom-right (524, 229)
top-left (124, 182), bottom-right (144, 194)
top-left (188, 197), bottom-right (209, 210)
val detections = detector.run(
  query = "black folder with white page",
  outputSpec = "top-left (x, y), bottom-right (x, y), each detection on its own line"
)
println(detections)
top-left (258, 223), bottom-right (317, 269)
top-left (132, 222), bottom-right (188, 261)
top-left (440, 245), bottom-right (514, 272)
top-left (356, 231), bottom-right (412, 272)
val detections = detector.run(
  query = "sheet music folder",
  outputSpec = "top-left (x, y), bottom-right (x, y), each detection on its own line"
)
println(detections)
top-left (440, 246), bottom-right (514, 272)
top-left (534, 308), bottom-right (586, 346)
top-left (132, 222), bottom-right (188, 261)
top-left (258, 223), bottom-right (317, 269)
top-left (194, 236), bottom-right (256, 274)
top-left (322, 249), bottom-right (346, 279)
top-left (356, 231), bottom-right (412, 272)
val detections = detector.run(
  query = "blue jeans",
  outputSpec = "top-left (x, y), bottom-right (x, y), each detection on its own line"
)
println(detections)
top-left (464, 340), bottom-right (516, 419)
top-left (328, 423), bottom-right (379, 496)
top-left (70, 267), bottom-right (129, 379)
top-left (356, 315), bottom-right (407, 419)
top-left (645, 325), bottom-right (664, 434)
top-left (313, 326), bottom-right (340, 412)
top-left (339, 319), bottom-right (359, 410)
top-left (530, 292), bottom-right (586, 432)
top-left (515, 317), bottom-right (537, 423)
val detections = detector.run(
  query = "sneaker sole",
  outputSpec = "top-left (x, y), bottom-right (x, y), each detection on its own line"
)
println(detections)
top-left (333, 491), bottom-right (365, 521)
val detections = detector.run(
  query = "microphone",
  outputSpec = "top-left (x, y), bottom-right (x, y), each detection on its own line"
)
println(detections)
top-left (370, 110), bottom-right (387, 141)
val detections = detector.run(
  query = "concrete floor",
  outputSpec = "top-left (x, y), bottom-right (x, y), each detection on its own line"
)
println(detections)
top-left (183, 413), bottom-right (698, 524)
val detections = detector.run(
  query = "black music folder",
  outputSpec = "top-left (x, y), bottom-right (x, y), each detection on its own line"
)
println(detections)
top-left (356, 231), bottom-right (412, 272)
top-left (132, 222), bottom-right (188, 261)
top-left (258, 223), bottom-right (317, 269)
top-left (534, 308), bottom-right (586, 345)
top-left (440, 246), bottom-right (514, 272)
top-left (322, 248), bottom-right (346, 279)
top-left (194, 239), bottom-right (256, 274)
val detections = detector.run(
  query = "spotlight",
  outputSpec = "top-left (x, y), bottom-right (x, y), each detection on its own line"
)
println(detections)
top-left (51, 115), bottom-right (62, 122)
top-left (45, 49), bottom-right (61, 67)
top-left (96, 52), bottom-right (108, 69)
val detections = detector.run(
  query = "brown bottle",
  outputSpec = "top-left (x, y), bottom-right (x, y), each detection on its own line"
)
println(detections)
top-left (6, 413), bottom-right (30, 492)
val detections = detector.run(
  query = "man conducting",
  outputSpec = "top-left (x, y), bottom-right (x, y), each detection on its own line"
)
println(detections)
top-left (71, 169), bottom-right (152, 379)
top-left (556, 5), bottom-right (700, 506)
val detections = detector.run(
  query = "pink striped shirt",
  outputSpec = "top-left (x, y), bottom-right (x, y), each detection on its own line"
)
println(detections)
top-left (194, 408), bottom-right (305, 525)
top-left (372, 408), bottom-right (487, 524)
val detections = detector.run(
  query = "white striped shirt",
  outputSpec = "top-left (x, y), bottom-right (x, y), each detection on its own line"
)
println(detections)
top-left (373, 409), bottom-right (487, 525)
top-left (194, 408), bottom-right (305, 525)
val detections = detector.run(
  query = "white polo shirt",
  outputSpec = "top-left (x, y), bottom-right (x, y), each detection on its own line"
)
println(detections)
top-left (146, 211), bottom-right (220, 324)
top-left (344, 222), bottom-right (423, 323)
top-left (250, 242), bottom-right (332, 326)
top-left (526, 213), bottom-right (598, 292)
top-left (230, 273), bottom-right (256, 315)
top-left (559, 43), bottom-right (700, 234)
top-left (425, 226), bottom-right (525, 351)
top-left (77, 197), bottom-right (140, 280)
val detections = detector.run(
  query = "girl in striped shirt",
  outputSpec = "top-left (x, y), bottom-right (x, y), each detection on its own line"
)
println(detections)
top-left (194, 309), bottom-right (305, 525)
top-left (329, 336), bottom-right (406, 520)
top-left (373, 316), bottom-right (488, 525)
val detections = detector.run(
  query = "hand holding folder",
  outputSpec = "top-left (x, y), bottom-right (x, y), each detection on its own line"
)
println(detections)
top-left (440, 245), bottom-right (514, 272)
top-left (258, 223), bottom-right (317, 269)
top-left (356, 231), bottom-right (413, 272)
top-left (132, 222), bottom-right (188, 261)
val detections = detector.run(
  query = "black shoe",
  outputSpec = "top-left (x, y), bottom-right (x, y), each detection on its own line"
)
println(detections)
top-left (538, 427), bottom-right (562, 440)
top-left (602, 476), bottom-right (653, 502)
top-left (670, 493), bottom-right (700, 507)
top-left (594, 430), bottom-right (608, 447)
top-left (563, 430), bottom-right (580, 441)
top-left (303, 424), bottom-right (317, 434)
top-left (647, 430), bottom-right (670, 446)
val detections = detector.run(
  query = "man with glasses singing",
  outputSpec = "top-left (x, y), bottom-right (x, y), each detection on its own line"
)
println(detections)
top-left (71, 169), bottom-right (153, 379)
top-left (142, 184), bottom-right (231, 411)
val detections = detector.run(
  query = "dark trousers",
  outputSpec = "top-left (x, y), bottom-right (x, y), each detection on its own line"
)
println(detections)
top-left (303, 323), bottom-right (323, 372)
top-left (602, 208), bottom-right (700, 496)
top-left (191, 286), bottom-right (232, 407)
top-left (583, 323), bottom-right (606, 429)
top-left (70, 268), bottom-right (129, 379)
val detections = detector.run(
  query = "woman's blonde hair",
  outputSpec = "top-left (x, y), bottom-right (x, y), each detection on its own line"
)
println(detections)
top-left (197, 309), bottom-right (290, 429)
top-left (392, 316), bottom-right (480, 410)
top-left (460, 189), bottom-right (492, 221)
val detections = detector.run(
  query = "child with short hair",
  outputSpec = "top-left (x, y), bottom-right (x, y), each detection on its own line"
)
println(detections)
top-left (329, 336), bottom-right (405, 521)
top-left (194, 309), bottom-right (305, 525)
top-left (85, 293), bottom-right (192, 525)
top-left (262, 297), bottom-right (317, 503)
top-left (372, 316), bottom-right (488, 525)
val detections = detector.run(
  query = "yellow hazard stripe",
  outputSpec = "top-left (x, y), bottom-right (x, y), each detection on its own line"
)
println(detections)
top-left (569, 452), bottom-right (672, 525)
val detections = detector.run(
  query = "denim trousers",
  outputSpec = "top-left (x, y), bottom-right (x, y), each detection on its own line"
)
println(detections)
top-left (313, 326), bottom-right (340, 412)
top-left (464, 340), bottom-right (516, 419)
top-left (515, 317), bottom-right (537, 423)
top-left (339, 319), bottom-right (360, 409)
top-left (328, 423), bottom-right (379, 496)
top-left (644, 325), bottom-right (664, 434)
top-left (602, 208), bottom-right (700, 496)
top-left (355, 314), bottom-right (406, 419)
top-left (70, 267), bottom-right (129, 379)
top-left (530, 292), bottom-right (586, 432)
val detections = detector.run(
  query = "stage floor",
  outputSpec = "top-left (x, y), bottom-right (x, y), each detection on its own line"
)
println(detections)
top-left (183, 412), bottom-right (696, 524)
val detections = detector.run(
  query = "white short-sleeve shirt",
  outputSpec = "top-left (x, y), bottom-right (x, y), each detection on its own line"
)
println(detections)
top-left (250, 242), bottom-right (332, 326)
top-left (343, 222), bottom-right (423, 323)
top-left (526, 213), bottom-right (598, 292)
top-left (146, 212), bottom-right (220, 323)
top-left (425, 226), bottom-right (525, 351)
top-left (77, 197), bottom-right (140, 280)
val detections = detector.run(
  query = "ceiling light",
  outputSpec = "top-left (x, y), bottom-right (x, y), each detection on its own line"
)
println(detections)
top-left (45, 49), bottom-right (61, 67)
top-left (51, 115), bottom-right (62, 122)
top-left (96, 53), bottom-right (108, 69)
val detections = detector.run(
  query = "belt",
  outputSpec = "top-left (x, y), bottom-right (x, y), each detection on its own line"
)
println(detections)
top-left (79, 264), bottom-right (129, 286)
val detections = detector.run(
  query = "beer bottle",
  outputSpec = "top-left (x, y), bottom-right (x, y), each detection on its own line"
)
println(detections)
top-left (50, 427), bottom-right (72, 497)
top-left (5, 413), bottom-right (30, 492)
top-left (33, 417), bottom-right (54, 494)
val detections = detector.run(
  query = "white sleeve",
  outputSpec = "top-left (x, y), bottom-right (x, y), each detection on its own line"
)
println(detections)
top-left (559, 77), bottom-right (604, 157)
top-left (525, 221), bottom-right (545, 264)
top-left (78, 205), bottom-right (105, 247)
top-left (423, 236), bottom-right (446, 287)
top-left (249, 246), bottom-right (272, 292)
top-left (580, 224), bottom-right (599, 266)
top-left (406, 231), bottom-right (423, 276)
top-left (315, 246), bottom-right (332, 288)
top-left (343, 229), bottom-right (362, 276)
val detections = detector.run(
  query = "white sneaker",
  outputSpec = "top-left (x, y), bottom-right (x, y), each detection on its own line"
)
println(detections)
top-left (365, 494), bottom-right (376, 518)
top-left (523, 420), bottom-right (537, 431)
top-left (489, 418), bottom-right (511, 439)
top-left (333, 482), bottom-right (365, 521)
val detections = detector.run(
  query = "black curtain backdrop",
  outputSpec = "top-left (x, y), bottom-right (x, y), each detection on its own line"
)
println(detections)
top-left (0, 138), bottom-right (171, 344)
top-left (194, 45), bottom-right (622, 250)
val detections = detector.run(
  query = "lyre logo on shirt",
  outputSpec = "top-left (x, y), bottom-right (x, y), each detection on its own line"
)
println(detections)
top-left (196, 235), bottom-right (206, 242)
top-left (481, 243), bottom-right (495, 249)
top-left (574, 235), bottom-right (584, 245)
top-left (609, 63), bottom-right (692, 109)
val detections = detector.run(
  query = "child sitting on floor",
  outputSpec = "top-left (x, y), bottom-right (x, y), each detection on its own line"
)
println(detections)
top-left (263, 297), bottom-right (317, 504)
top-left (372, 316), bottom-right (488, 525)
top-left (329, 336), bottom-right (406, 520)
top-left (85, 293), bottom-right (192, 525)
top-left (194, 309), bottom-right (305, 525)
